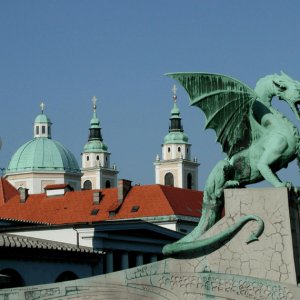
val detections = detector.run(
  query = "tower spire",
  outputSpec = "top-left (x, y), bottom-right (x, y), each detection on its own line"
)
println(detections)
top-left (88, 96), bottom-right (103, 141)
top-left (169, 85), bottom-right (183, 132)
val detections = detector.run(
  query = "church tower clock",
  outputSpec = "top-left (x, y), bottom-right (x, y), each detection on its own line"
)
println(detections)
top-left (153, 86), bottom-right (200, 190)
top-left (81, 97), bottom-right (118, 190)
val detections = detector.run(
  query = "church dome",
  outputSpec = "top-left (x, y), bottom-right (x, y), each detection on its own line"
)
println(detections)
top-left (164, 131), bottom-right (189, 144)
top-left (83, 140), bottom-right (108, 153)
top-left (6, 138), bottom-right (81, 174)
top-left (34, 114), bottom-right (51, 123)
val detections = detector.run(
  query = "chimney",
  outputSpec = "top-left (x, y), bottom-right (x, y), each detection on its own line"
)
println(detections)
top-left (93, 191), bottom-right (102, 205)
top-left (20, 188), bottom-right (29, 203)
top-left (118, 179), bottom-right (132, 202)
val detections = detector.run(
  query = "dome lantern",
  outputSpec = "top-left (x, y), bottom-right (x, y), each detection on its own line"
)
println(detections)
top-left (33, 102), bottom-right (52, 139)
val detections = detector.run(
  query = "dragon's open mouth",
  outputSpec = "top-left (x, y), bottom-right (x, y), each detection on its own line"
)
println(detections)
top-left (296, 102), bottom-right (300, 115)
top-left (292, 100), bottom-right (300, 121)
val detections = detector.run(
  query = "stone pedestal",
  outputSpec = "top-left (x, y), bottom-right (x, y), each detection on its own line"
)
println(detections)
top-left (1, 188), bottom-right (300, 300)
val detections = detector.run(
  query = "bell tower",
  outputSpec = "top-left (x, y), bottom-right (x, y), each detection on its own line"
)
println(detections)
top-left (153, 86), bottom-right (200, 190)
top-left (81, 96), bottom-right (118, 190)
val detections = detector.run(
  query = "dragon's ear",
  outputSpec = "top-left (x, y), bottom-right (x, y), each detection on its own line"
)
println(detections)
top-left (280, 71), bottom-right (293, 80)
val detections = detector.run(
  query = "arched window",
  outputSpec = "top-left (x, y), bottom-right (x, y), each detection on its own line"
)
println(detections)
top-left (165, 173), bottom-right (174, 187)
top-left (0, 268), bottom-right (25, 289)
top-left (55, 271), bottom-right (79, 283)
top-left (167, 147), bottom-right (171, 153)
top-left (105, 156), bottom-right (108, 161)
top-left (105, 180), bottom-right (111, 188)
top-left (96, 155), bottom-right (99, 161)
top-left (86, 156), bottom-right (89, 161)
top-left (187, 173), bottom-right (192, 189)
top-left (83, 180), bottom-right (92, 190)
top-left (178, 147), bottom-right (181, 152)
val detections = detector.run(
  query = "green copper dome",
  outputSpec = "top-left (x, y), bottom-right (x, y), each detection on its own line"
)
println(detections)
top-left (83, 140), bottom-right (108, 153)
top-left (6, 138), bottom-right (81, 174)
top-left (34, 114), bottom-right (51, 123)
top-left (170, 103), bottom-right (181, 117)
top-left (164, 131), bottom-right (189, 144)
top-left (90, 111), bottom-right (101, 129)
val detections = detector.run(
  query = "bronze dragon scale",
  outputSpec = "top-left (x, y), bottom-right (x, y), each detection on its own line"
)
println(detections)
top-left (163, 71), bottom-right (300, 256)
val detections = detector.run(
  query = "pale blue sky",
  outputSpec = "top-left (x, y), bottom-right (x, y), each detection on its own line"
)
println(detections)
top-left (1, 1), bottom-right (300, 189)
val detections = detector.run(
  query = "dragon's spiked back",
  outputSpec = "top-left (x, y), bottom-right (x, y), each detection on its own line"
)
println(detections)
top-left (165, 73), bottom-right (257, 157)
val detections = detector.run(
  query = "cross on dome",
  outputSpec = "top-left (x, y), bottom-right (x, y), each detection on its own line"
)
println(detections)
top-left (92, 96), bottom-right (97, 112)
top-left (172, 85), bottom-right (178, 103)
top-left (172, 85), bottom-right (178, 95)
top-left (40, 102), bottom-right (45, 113)
top-left (92, 96), bottom-right (97, 105)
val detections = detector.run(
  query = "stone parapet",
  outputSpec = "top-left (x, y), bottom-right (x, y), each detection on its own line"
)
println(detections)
top-left (1, 188), bottom-right (300, 299)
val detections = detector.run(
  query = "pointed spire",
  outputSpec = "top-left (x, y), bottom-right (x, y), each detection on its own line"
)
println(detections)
top-left (163, 86), bottom-right (189, 144)
top-left (88, 96), bottom-right (102, 141)
top-left (169, 85), bottom-right (182, 131)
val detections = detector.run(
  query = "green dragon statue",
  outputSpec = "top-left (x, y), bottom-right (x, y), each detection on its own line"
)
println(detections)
top-left (163, 71), bottom-right (300, 256)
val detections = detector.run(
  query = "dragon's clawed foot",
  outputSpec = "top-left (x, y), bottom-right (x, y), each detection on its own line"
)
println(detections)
top-left (224, 180), bottom-right (239, 188)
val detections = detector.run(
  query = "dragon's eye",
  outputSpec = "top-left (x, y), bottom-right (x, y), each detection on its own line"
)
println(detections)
top-left (273, 81), bottom-right (287, 91)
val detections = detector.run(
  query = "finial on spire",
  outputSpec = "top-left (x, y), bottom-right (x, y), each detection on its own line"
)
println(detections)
top-left (172, 85), bottom-right (178, 103)
top-left (92, 96), bottom-right (97, 112)
top-left (40, 102), bottom-right (45, 114)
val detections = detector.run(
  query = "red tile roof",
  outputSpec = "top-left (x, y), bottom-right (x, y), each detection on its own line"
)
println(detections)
top-left (0, 178), bottom-right (20, 207)
top-left (0, 184), bottom-right (203, 225)
top-left (44, 183), bottom-right (70, 190)
top-left (107, 202), bottom-right (122, 212)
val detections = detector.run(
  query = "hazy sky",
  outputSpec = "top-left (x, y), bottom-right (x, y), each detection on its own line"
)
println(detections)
top-left (1, 1), bottom-right (300, 190)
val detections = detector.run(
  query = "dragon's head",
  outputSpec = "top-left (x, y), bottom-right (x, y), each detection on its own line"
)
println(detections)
top-left (273, 71), bottom-right (300, 121)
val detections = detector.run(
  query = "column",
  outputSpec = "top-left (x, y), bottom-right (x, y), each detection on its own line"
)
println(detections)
top-left (136, 253), bottom-right (143, 266)
top-left (105, 250), bottom-right (113, 273)
top-left (121, 251), bottom-right (129, 270)
top-left (150, 254), bottom-right (157, 263)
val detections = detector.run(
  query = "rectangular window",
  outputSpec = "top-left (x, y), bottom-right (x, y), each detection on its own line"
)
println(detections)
top-left (36, 126), bottom-right (39, 134)
top-left (48, 126), bottom-right (50, 135)
top-left (42, 126), bottom-right (45, 134)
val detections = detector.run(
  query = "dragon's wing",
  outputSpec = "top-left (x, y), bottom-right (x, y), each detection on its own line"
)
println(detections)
top-left (166, 73), bottom-right (257, 158)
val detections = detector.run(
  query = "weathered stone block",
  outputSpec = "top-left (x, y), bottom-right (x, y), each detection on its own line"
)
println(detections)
top-left (1, 188), bottom-right (300, 299)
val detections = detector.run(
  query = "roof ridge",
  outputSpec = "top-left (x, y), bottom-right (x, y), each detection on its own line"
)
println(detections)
top-left (0, 179), bottom-right (5, 205)
top-left (0, 217), bottom-right (50, 225)
top-left (1, 233), bottom-right (103, 254)
top-left (157, 185), bottom-right (177, 214)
